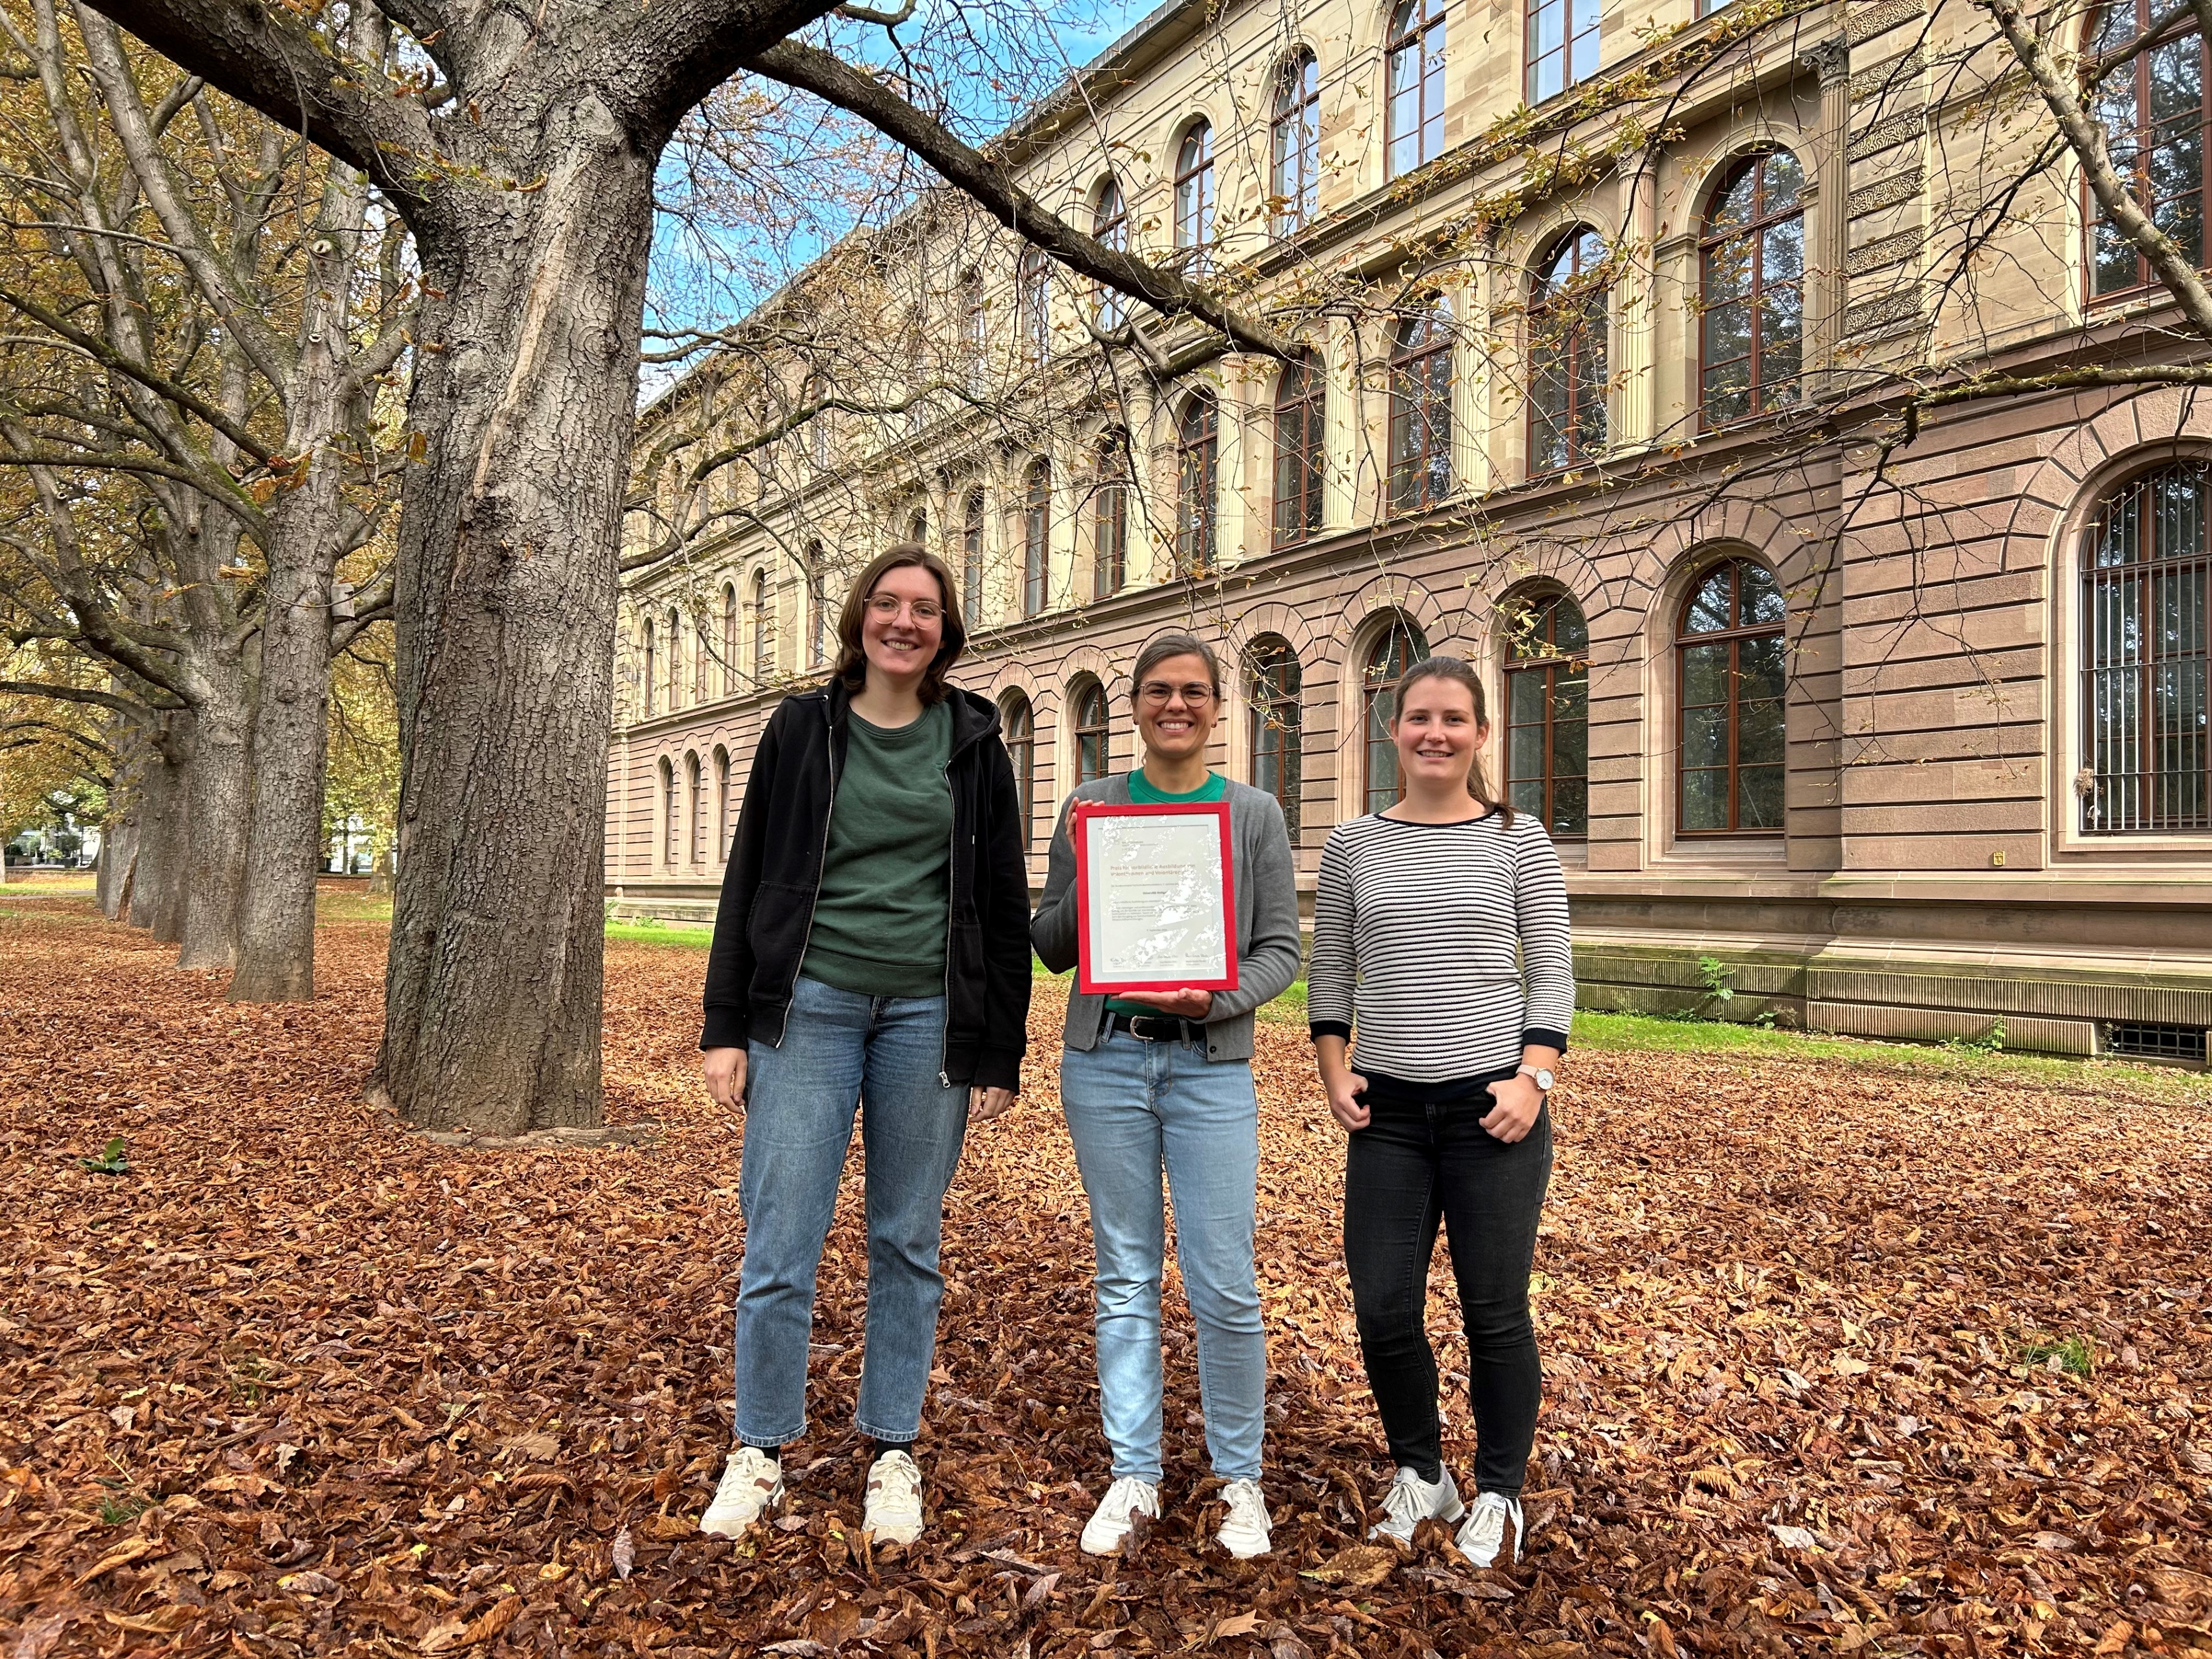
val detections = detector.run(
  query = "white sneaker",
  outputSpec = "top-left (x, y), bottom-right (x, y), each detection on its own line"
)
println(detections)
top-left (1080, 1476), bottom-right (1161, 1555)
top-left (1367, 1465), bottom-right (1465, 1545)
top-left (1215, 1478), bottom-right (1272, 1560)
top-left (862, 1450), bottom-right (925, 1546)
top-left (699, 1446), bottom-right (783, 1537)
top-left (1455, 1490), bottom-right (1524, 1568)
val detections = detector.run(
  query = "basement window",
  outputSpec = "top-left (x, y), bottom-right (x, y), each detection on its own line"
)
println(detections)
top-left (2101, 1022), bottom-right (2207, 1065)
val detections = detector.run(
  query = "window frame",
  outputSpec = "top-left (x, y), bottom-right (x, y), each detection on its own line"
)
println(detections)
top-left (1270, 50), bottom-right (1321, 236)
top-left (1387, 0), bottom-right (1447, 180)
top-left (712, 744), bottom-right (732, 862)
top-left (1698, 148), bottom-right (1808, 428)
top-left (685, 751), bottom-right (703, 865)
top-left (1176, 390), bottom-right (1219, 575)
top-left (1502, 592), bottom-right (1590, 839)
top-left (1247, 636), bottom-right (1304, 833)
top-left (1022, 460), bottom-right (1051, 618)
top-left (1525, 0), bottom-right (1601, 105)
top-left (659, 755), bottom-right (677, 863)
top-left (2085, 0), bottom-right (2211, 301)
top-left (1175, 121), bottom-right (1215, 268)
top-left (643, 618), bottom-right (657, 717)
top-left (963, 487), bottom-right (987, 627)
top-left (1674, 557), bottom-right (1787, 838)
top-left (1093, 179), bottom-right (1130, 329)
top-left (1273, 352), bottom-right (1326, 546)
top-left (666, 607), bottom-right (682, 710)
top-left (720, 584), bottom-right (738, 698)
top-left (1528, 227), bottom-right (1611, 476)
top-left (1073, 679), bottom-right (1110, 785)
top-left (1093, 434), bottom-right (1128, 599)
top-left (1002, 691), bottom-right (1036, 846)
top-left (1017, 245), bottom-right (1052, 363)
top-left (1361, 615), bottom-right (1430, 814)
top-left (1388, 302), bottom-right (1453, 516)
top-left (750, 570), bottom-right (771, 680)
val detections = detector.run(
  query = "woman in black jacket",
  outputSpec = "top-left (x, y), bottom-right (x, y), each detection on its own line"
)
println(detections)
top-left (696, 544), bottom-right (1031, 1550)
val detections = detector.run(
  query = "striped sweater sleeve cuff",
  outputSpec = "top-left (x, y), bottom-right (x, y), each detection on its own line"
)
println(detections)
top-left (1308, 1020), bottom-right (1351, 1044)
top-left (1522, 1027), bottom-right (1570, 1055)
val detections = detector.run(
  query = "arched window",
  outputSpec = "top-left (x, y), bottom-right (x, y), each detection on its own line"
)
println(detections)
top-left (750, 570), bottom-right (770, 679)
top-left (1247, 637), bottom-right (1302, 832)
top-left (804, 543), bottom-right (827, 668)
top-left (808, 411), bottom-right (832, 469)
top-left (908, 506), bottom-right (928, 544)
top-left (1677, 558), bottom-right (1786, 835)
top-left (1504, 593), bottom-right (1590, 838)
top-left (1529, 228), bottom-right (1609, 475)
top-left (685, 751), bottom-right (703, 865)
top-left (1701, 150), bottom-right (1806, 426)
top-left (1093, 179), bottom-right (1130, 329)
top-left (1527, 0), bottom-right (1600, 104)
top-left (720, 583), bottom-right (739, 698)
top-left (693, 610), bottom-right (709, 703)
top-left (1018, 245), bottom-right (1051, 362)
top-left (960, 267), bottom-right (987, 390)
top-left (1094, 434), bottom-right (1128, 599)
top-left (1177, 391), bottom-right (1219, 575)
top-left (642, 618), bottom-right (657, 717)
top-left (1271, 51), bottom-right (1320, 235)
top-left (2082, 463), bottom-right (2212, 831)
top-left (1175, 121), bottom-right (1215, 270)
top-left (1073, 679), bottom-right (1111, 784)
top-left (666, 608), bottom-right (683, 709)
top-left (659, 756), bottom-right (677, 863)
top-left (2089, 0), bottom-right (2210, 296)
top-left (1389, 301), bottom-right (1453, 515)
top-left (712, 745), bottom-right (732, 862)
top-left (1023, 459), bottom-right (1051, 617)
top-left (1274, 352), bottom-right (1325, 545)
top-left (1002, 692), bottom-right (1036, 846)
top-left (1387, 0), bottom-right (1446, 179)
top-left (1362, 615), bottom-right (1430, 813)
top-left (963, 487), bottom-right (986, 626)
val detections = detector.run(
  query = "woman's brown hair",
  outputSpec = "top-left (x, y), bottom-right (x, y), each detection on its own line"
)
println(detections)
top-left (833, 543), bottom-right (968, 706)
top-left (1128, 631), bottom-right (1223, 700)
top-left (1391, 653), bottom-right (1513, 826)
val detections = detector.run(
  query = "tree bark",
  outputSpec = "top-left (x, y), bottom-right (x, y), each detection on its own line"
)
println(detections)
top-left (175, 668), bottom-right (250, 968)
top-left (137, 713), bottom-right (190, 941)
top-left (368, 112), bottom-right (649, 1132)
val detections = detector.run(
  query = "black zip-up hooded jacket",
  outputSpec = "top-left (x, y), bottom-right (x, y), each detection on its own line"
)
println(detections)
top-left (700, 679), bottom-right (1032, 1091)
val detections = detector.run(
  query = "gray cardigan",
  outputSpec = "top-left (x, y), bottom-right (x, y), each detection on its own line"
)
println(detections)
top-left (1031, 775), bottom-right (1302, 1062)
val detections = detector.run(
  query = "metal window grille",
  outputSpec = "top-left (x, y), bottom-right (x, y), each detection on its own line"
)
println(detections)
top-left (2081, 464), bottom-right (2212, 832)
top-left (2102, 1021), bottom-right (2207, 1063)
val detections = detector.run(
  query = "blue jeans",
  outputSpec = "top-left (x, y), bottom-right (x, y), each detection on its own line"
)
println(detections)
top-left (733, 976), bottom-right (969, 1448)
top-left (1060, 1028), bottom-right (1264, 1483)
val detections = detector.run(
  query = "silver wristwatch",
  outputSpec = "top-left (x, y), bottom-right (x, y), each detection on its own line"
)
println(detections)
top-left (1517, 1063), bottom-right (1555, 1093)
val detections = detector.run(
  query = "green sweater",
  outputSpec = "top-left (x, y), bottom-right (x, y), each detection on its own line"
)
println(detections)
top-left (801, 703), bottom-right (953, 998)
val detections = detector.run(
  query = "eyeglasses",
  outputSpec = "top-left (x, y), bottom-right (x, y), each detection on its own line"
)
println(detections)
top-left (866, 594), bottom-right (944, 623)
top-left (1137, 682), bottom-right (1217, 706)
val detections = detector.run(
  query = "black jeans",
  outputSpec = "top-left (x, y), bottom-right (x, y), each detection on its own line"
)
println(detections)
top-left (1342, 1069), bottom-right (1552, 1495)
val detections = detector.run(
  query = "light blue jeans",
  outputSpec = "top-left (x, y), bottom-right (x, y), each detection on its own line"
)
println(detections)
top-left (1060, 1027), bottom-right (1264, 1483)
top-left (733, 975), bottom-right (969, 1448)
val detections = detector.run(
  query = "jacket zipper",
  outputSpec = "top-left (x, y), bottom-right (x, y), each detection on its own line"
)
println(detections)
top-left (779, 698), bottom-right (842, 1050)
top-left (938, 751), bottom-right (956, 1089)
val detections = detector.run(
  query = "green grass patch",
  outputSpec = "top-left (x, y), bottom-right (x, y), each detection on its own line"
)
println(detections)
top-left (606, 918), bottom-right (714, 948)
top-left (2016, 1334), bottom-right (2094, 1377)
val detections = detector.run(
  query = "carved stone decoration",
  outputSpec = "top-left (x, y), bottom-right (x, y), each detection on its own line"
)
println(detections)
top-left (1804, 37), bottom-right (1851, 89)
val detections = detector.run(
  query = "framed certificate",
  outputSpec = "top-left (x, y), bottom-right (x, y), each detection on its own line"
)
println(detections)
top-left (1071, 801), bottom-right (1238, 996)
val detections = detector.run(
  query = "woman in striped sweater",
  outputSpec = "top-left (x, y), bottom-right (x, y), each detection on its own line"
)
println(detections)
top-left (1306, 654), bottom-right (1574, 1569)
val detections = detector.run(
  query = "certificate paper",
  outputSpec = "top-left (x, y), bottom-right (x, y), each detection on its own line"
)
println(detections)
top-left (1072, 801), bottom-right (1237, 996)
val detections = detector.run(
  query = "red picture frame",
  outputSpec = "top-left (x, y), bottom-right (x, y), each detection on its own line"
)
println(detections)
top-left (1071, 800), bottom-right (1239, 997)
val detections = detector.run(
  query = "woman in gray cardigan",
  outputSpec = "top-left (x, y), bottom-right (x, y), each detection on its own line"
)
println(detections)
top-left (1031, 632), bottom-right (1301, 1560)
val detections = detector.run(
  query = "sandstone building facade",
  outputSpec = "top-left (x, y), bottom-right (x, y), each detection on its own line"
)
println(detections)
top-left (607, 0), bottom-right (2212, 1062)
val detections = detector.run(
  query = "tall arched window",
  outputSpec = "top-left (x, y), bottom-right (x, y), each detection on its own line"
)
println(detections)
top-left (693, 610), bottom-right (709, 703)
top-left (712, 745), bottom-right (732, 862)
top-left (960, 267), bottom-right (987, 390)
top-left (1529, 228), bottom-right (1609, 475)
top-left (963, 487), bottom-right (986, 627)
top-left (2089, 0), bottom-right (2210, 296)
top-left (1274, 353), bottom-right (1325, 546)
top-left (1362, 615), bottom-right (1430, 813)
top-left (1073, 679), bottom-right (1110, 784)
top-left (1271, 51), bottom-right (1320, 235)
top-left (685, 751), bottom-right (703, 865)
top-left (1677, 558), bottom-right (1786, 835)
top-left (1701, 150), bottom-right (1806, 425)
top-left (1018, 245), bottom-right (1051, 362)
top-left (1175, 121), bottom-right (1215, 270)
top-left (666, 608), bottom-right (683, 710)
top-left (1527, 0), bottom-right (1600, 104)
top-left (1247, 637), bottom-right (1302, 832)
top-left (1504, 593), bottom-right (1590, 838)
top-left (1177, 391), bottom-right (1219, 574)
top-left (908, 506), bottom-right (928, 544)
top-left (2082, 463), bottom-right (2212, 831)
top-left (659, 755), bottom-right (677, 863)
top-left (1093, 179), bottom-right (1129, 329)
top-left (1094, 434), bottom-right (1128, 599)
top-left (1002, 692), bottom-right (1036, 846)
top-left (721, 583), bottom-right (739, 698)
top-left (750, 570), bottom-right (770, 679)
top-left (804, 543), bottom-right (827, 668)
top-left (643, 619), bottom-right (657, 717)
top-left (1387, 0), bottom-right (1446, 179)
top-left (1389, 301), bottom-right (1453, 515)
top-left (1023, 460), bottom-right (1051, 617)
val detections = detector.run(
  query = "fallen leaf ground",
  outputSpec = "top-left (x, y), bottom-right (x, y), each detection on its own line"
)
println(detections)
top-left (2, 888), bottom-right (2209, 1658)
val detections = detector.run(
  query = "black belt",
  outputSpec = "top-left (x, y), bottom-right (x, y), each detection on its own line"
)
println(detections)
top-left (1109, 1012), bottom-right (1202, 1043)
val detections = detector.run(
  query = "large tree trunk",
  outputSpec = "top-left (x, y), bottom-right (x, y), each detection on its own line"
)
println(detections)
top-left (97, 810), bottom-right (133, 918)
top-left (175, 669), bottom-right (251, 969)
top-left (138, 714), bottom-right (190, 941)
top-left (370, 111), bottom-right (649, 1134)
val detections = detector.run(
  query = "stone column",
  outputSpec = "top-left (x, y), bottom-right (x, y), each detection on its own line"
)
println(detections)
top-left (1805, 35), bottom-right (1853, 388)
top-left (1612, 161), bottom-right (1661, 453)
